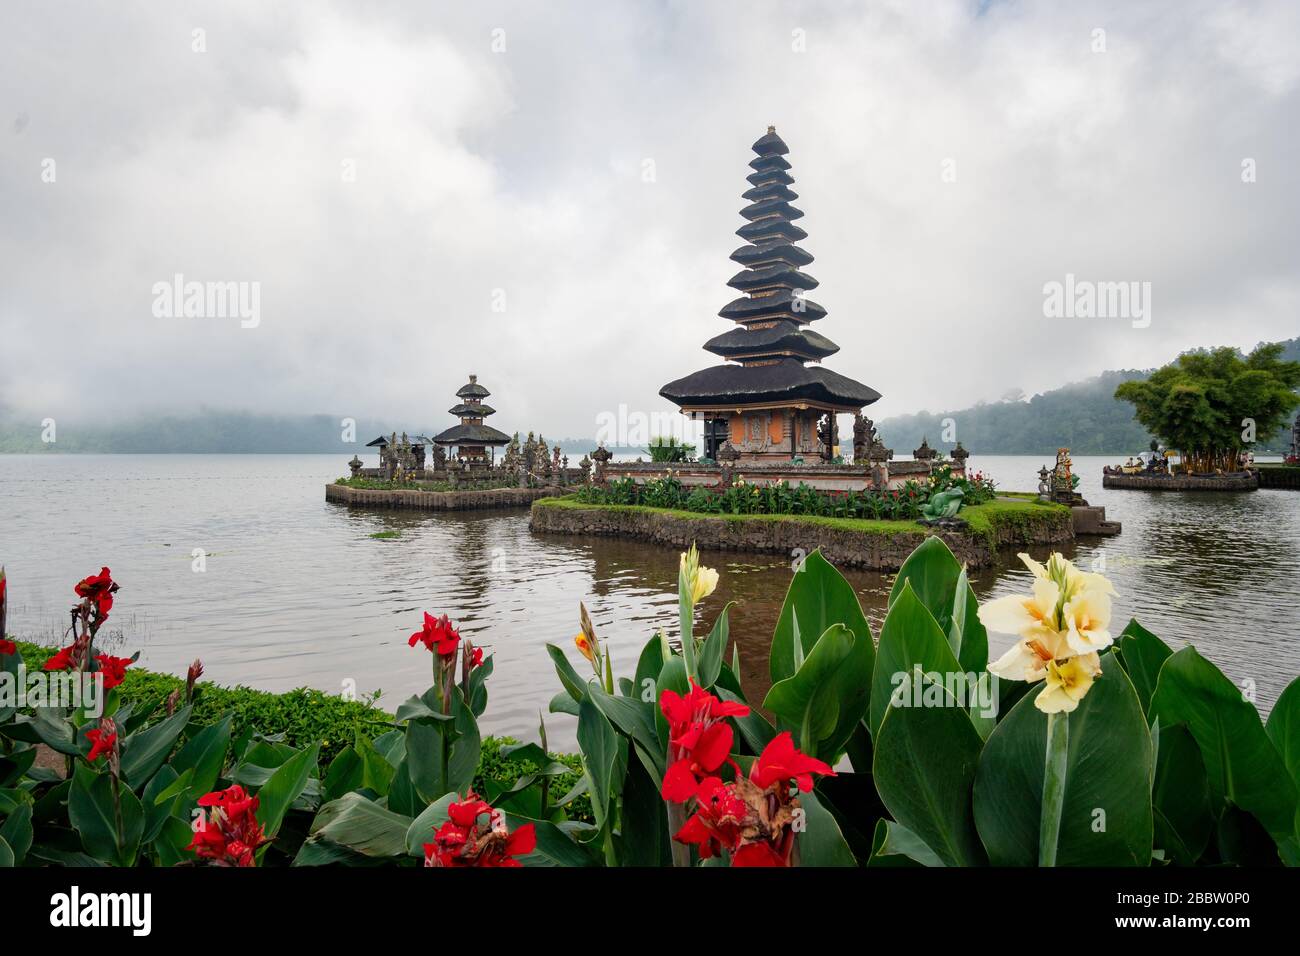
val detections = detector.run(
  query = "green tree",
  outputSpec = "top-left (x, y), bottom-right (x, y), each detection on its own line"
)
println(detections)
top-left (1114, 343), bottom-right (1300, 473)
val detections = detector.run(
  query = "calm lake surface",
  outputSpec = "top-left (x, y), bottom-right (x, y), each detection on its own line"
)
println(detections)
top-left (2, 453), bottom-right (1297, 746)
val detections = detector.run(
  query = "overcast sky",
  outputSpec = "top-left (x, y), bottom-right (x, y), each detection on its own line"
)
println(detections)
top-left (2, 0), bottom-right (1297, 438)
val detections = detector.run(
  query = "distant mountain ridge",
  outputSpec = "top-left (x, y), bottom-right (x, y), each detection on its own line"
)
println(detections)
top-left (3, 340), bottom-right (1295, 455)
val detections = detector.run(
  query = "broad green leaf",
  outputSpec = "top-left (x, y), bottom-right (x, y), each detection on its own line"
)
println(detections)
top-left (888, 536), bottom-right (963, 632)
top-left (869, 581), bottom-right (963, 739)
top-left (170, 713), bottom-right (232, 798)
top-left (587, 683), bottom-right (662, 780)
top-left (697, 603), bottom-right (734, 690)
top-left (506, 813), bottom-right (599, 867)
top-left (405, 793), bottom-right (456, 856)
top-left (796, 789), bottom-right (857, 866)
top-left (868, 818), bottom-right (945, 867)
top-left (303, 792), bottom-right (411, 859)
top-left (1151, 646), bottom-right (1297, 851)
top-left (634, 631), bottom-right (672, 705)
top-left (546, 643), bottom-right (588, 702)
top-left (973, 653), bottom-right (1153, 866)
top-left (577, 694), bottom-right (620, 830)
top-left (120, 705), bottom-right (192, 789)
top-left (873, 674), bottom-right (987, 866)
top-left (0, 802), bottom-right (32, 865)
top-left (771, 550), bottom-right (872, 685)
top-left (255, 741), bottom-right (320, 840)
top-left (763, 624), bottom-right (872, 761)
top-left (68, 763), bottom-right (145, 866)
top-left (1152, 723), bottom-right (1213, 865)
top-left (1118, 619), bottom-right (1173, 714)
top-left (1265, 675), bottom-right (1300, 790)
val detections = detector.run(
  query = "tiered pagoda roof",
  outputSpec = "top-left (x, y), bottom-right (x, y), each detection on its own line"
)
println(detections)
top-left (660, 127), bottom-right (880, 412)
top-left (432, 375), bottom-right (510, 447)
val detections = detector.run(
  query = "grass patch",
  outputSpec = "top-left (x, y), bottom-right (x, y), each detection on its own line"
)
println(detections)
top-left (368, 530), bottom-right (402, 540)
top-left (534, 494), bottom-right (1068, 547)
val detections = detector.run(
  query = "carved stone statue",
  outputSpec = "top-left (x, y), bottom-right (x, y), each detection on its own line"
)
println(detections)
top-left (913, 437), bottom-right (936, 462)
top-left (347, 455), bottom-right (363, 478)
top-left (579, 453), bottom-right (592, 484)
top-left (590, 445), bottom-right (612, 482)
top-left (950, 442), bottom-right (970, 469)
top-left (853, 414), bottom-right (870, 463)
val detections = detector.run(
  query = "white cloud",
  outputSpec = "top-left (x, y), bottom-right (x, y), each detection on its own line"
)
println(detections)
top-left (1, 0), bottom-right (1296, 434)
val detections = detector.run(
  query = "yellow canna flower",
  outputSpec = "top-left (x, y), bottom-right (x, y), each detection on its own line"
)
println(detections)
top-left (574, 632), bottom-right (595, 663)
top-left (1035, 654), bottom-right (1101, 714)
top-left (980, 551), bottom-right (1118, 712)
top-left (679, 543), bottom-right (719, 605)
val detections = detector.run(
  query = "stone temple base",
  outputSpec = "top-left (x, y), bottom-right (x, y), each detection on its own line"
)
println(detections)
top-left (1102, 473), bottom-right (1257, 492)
top-left (1071, 505), bottom-right (1121, 536)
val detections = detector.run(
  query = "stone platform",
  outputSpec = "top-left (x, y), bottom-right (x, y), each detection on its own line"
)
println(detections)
top-left (326, 483), bottom-right (561, 511)
top-left (1102, 473), bottom-right (1258, 491)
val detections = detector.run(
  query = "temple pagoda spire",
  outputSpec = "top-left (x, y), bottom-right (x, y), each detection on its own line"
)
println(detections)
top-left (660, 127), bottom-right (880, 461)
top-left (431, 374), bottom-right (511, 465)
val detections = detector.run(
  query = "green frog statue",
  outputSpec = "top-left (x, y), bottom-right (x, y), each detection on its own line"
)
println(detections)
top-left (920, 487), bottom-right (965, 521)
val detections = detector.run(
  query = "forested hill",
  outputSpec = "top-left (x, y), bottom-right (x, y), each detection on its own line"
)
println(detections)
top-left (876, 370), bottom-right (1155, 456)
top-left (877, 337), bottom-right (1299, 456)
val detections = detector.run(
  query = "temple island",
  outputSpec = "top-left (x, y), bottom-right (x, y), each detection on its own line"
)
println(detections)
top-left (530, 127), bottom-right (1119, 567)
top-left (326, 374), bottom-right (588, 511)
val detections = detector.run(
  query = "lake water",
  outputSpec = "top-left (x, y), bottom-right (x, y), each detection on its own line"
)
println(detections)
top-left (1, 453), bottom-right (1296, 746)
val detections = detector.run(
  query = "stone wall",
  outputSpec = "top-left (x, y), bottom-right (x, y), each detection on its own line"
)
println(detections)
top-left (326, 483), bottom-right (561, 511)
top-left (1254, 465), bottom-right (1300, 490)
top-left (1102, 473), bottom-right (1258, 492)
top-left (529, 499), bottom-right (1072, 571)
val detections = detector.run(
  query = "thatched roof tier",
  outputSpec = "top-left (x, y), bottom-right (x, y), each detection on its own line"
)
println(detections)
top-left (703, 321), bottom-right (839, 360)
top-left (746, 168), bottom-right (794, 187)
top-left (431, 423), bottom-right (510, 446)
top-left (448, 402), bottom-right (495, 417)
top-left (751, 129), bottom-right (790, 155)
top-left (727, 263), bottom-right (819, 294)
top-left (741, 182), bottom-right (799, 204)
top-left (730, 241), bottom-right (814, 268)
top-left (455, 376), bottom-right (490, 399)
top-left (660, 359), bottom-right (879, 410)
top-left (735, 218), bottom-right (807, 244)
top-left (718, 290), bottom-right (826, 323)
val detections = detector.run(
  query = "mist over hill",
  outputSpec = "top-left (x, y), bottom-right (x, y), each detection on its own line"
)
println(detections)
top-left (4, 341), bottom-right (1295, 456)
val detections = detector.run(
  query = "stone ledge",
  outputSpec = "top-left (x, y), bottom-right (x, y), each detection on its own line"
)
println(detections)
top-left (1102, 473), bottom-right (1258, 491)
top-left (529, 497), bottom-right (1073, 571)
top-left (325, 483), bottom-right (561, 511)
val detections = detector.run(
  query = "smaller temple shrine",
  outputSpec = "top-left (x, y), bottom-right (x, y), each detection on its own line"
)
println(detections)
top-left (431, 375), bottom-right (511, 466)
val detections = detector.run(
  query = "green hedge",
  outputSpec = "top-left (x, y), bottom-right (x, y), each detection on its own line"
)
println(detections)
top-left (11, 640), bottom-right (589, 818)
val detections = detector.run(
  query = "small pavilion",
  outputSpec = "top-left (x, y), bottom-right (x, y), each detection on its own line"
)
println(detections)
top-left (432, 375), bottom-right (511, 465)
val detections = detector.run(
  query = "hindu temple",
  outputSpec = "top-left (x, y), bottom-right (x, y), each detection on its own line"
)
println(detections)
top-left (431, 374), bottom-right (511, 465)
top-left (659, 127), bottom-right (880, 462)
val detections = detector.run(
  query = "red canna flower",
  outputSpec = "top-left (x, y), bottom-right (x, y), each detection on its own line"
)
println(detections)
top-left (187, 784), bottom-right (268, 867)
top-left (673, 776), bottom-right (748, 860)
top-left (0, 567), bottom-right (8, 654)
top-left (409, 612), bottom-right (461, 657)
top-left (85, 726), bottom-right (118, 762)
top-left (422, 792), bottom-right (536, 867)
top-left (74, 567), bottom-right (118, 622)
top-left (469, 645), bottom-right (484, 668)
top-left (659, 681), bottom-right (750, 803)
top-left (95, 654), bottom-right (133, 690)
top-left (0, 640), bottom-right (13, 657)
top-left (749, 731), bottom-right (836, 793)
top-left (44, 643), bottom-right (79, 672)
